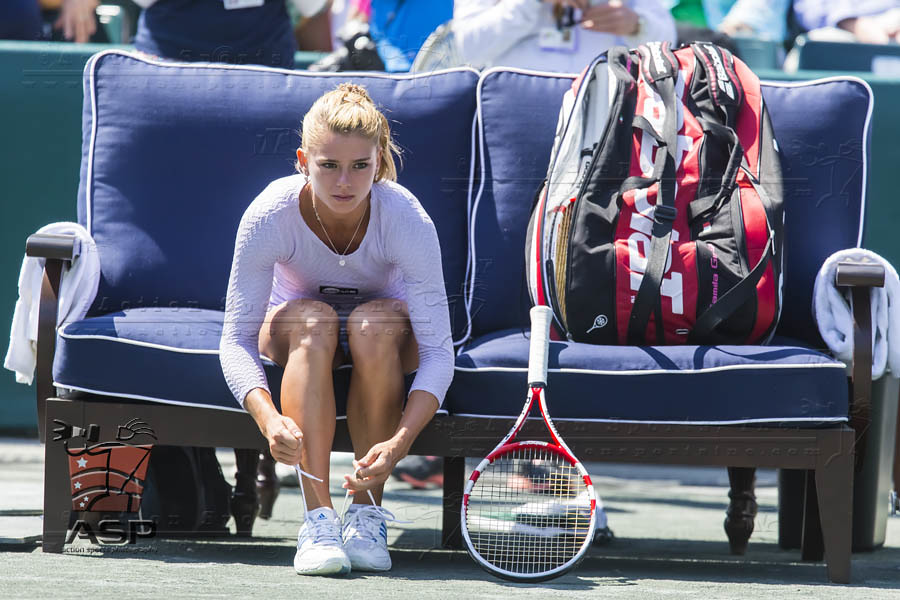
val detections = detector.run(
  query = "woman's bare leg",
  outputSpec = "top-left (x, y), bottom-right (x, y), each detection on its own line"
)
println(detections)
top-left (259, 299), bottom-right (344, 511)
top-left (345, 299), bottom-right (418, 506)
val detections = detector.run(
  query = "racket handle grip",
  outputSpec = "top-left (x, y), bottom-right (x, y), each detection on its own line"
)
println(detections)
top-left (528, 305), bottom-right (553, 387)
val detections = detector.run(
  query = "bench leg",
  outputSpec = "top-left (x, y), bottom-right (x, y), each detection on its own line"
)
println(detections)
top-left (231, 448), bottom-right (259, 536)
top-left (816, 440), bottom-right (854, 584)
top-left (725, 466), bottom-right (757, 555)
top-left (42, 403), bottom-right (72, 553)
top-left (777, 468), bottom-right (805, 549)
top-left (256, 449), bottom-right (279, 520)
top-left (441, 456), bottom-right (464, 549)
top-left (801, 469), bottom-right (825, 561)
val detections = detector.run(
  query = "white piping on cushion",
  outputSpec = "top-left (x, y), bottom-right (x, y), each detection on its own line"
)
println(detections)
top-left (450, 413), bottom-right (847, 425)
top-left (52, 380), bottom-right (449, 417)
top-left (53, 382), bottom-right (247, 412)
top-left (453, 361), bottom-right (845, 375)
top-left (456, 112), bottom-right (478, 348)
top-left (58, 327), bottom-right (359, 371)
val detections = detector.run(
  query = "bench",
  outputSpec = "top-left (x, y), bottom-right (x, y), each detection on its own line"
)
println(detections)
top-left (29, 50), bottom-right (882, 583)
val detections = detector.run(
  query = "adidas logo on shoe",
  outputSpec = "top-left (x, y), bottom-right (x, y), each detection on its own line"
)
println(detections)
top-left (294, 507), bottom-right (351, 576)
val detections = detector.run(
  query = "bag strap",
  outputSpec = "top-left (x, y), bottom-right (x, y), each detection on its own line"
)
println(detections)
top-left (690, 42), bottom-right (744, 120)
top-left (687, 119), bottom-right (744, 222)
top-left (690, 231), bottom-right (774, 343)
top-left (627, 42), bottom-right (680, 345)
top-left (690, 157), bottom-right (775, 343)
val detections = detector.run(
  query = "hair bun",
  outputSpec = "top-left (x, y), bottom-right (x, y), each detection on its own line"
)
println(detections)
top-left (336, 82), bottom-right (373, 105)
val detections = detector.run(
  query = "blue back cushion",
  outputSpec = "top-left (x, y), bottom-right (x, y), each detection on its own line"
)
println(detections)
top-left (469, 69), bottom-right (574, 338)
top-left (78, 51), bottom-right (478, 341)
top-left (762, 78), bottom-right (870, 343)
top-left (472, 69), bottom-right (871, 346)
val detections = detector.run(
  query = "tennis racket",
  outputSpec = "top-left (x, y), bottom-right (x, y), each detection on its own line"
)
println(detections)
top-left (461, 305), bottom-right (597, 582)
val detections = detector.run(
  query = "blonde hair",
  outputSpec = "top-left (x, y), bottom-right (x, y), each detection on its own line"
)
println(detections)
top-left (298, 83), bottom-right (401, 182)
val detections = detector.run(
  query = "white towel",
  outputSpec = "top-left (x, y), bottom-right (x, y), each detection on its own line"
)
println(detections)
top-left (812, 248), bottom-right (900, 379)
top-left (4, 223), bottom-right (100, 385)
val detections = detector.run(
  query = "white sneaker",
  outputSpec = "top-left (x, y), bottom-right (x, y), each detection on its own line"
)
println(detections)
top-left (342, 504), bottom-right (393, 571)
top-left (294, 507), bottom-right (351, 576)
top-left (511, 490), bottom-right (607, 539)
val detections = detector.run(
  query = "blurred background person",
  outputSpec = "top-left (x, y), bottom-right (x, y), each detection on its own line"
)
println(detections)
top-left (45, 0), bottom-right (111, 43)
top-left (55, 0), bottom-right (333, 67)
top-left (1, 0), bottom-right (43, 41)
top-left (671, 0), bottom-right (791, 44)
top-left (131, 0), bottom-right (296, 68)
top-left (292, 0), bottom-right (333, 52)
top-left (793, 0), bottom-right (900, 44)
top-left (368, 0), bottom-right (452, 71)
top-left (450, 0), bottom-right (676, 72)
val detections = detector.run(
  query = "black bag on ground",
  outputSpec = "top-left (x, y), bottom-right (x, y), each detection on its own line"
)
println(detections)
top-left (140, 446), bottom-right (232, 534)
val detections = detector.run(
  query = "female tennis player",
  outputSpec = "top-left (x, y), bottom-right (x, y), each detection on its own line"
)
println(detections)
top-left (219, 83), bottom-right (453, 576)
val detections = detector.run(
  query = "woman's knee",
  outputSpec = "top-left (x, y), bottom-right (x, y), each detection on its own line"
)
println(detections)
top-left (347, 299), bottom-right (410, 356)
top-left (267, 300), bottom-right (339, 356)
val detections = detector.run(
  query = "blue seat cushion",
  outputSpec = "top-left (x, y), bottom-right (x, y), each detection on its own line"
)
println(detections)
top-left (447, 329), bottom-right (848, 425)
top-left (53, 308), bottom-right (421, 415)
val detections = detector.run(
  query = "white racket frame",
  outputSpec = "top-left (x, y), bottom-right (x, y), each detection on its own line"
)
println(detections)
top-left (460, 306), bottom-right (597, 582)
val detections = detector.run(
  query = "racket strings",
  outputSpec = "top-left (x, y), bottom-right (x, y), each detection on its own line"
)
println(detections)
top-left (466, 447), bottom-right (593, 575)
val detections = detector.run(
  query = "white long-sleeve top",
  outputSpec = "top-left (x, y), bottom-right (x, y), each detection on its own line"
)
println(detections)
top-left (452, 0), bottom-right (677, 72)
top-left (219, 174), bottom-right (454, 407)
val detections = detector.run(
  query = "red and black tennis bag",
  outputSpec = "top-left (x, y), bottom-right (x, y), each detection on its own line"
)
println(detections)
top-left (527, 41), bottom-right (784, 345)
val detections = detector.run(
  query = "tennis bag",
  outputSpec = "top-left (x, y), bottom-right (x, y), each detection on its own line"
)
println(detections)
top-left (527, 41), bottom-right (784, 345)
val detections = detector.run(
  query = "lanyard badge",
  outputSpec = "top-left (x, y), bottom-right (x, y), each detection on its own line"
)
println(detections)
top-left (539, 5), bottom-right (577, 52)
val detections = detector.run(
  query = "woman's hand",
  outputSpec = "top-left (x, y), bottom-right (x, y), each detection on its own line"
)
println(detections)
top-left (263, 414), bottom-right (304, 465)
top-left (342, 438), bottom-right (405, 493)
top-left (343, 391), bottom-right (438, 493)
top-left (55, 0), bottom-right (99, 43)
top-left (580, 0), bottom-right (640, 36)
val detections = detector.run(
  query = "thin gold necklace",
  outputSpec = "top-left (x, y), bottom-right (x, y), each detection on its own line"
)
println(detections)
top-left (311, 194), bottom-right (368, 267)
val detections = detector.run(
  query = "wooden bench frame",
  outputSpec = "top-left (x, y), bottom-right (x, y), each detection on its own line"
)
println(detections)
top-left (29, 233), bottom-right (885, 584)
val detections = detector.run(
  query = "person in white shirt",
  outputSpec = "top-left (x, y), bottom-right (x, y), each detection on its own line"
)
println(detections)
top-left (220, 83), bottom-right (454, 576)
top-left (452, 0), bottom-right (677, 72)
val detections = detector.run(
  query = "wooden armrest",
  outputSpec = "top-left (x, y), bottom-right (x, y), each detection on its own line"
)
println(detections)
top-left (26, 233), bottom-right (79, 261)
top-left (28, 233), bottom-right (79, 442)
top-left (835, 260), bottom-right (885, 288)
top-left (834, 259), bottom-right (885, 470)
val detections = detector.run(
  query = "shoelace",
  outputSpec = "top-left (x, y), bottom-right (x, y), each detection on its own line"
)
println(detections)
top-left (295, 463), bottom-right (409, 543)
top-left (294, 464), bottom-right (323, 513)
top-left (339, 469), bottom-right (410, 542)
top-left (294, 465), bottom-right (343, 545)
top-left (340, 495), bottom-right (406, 543)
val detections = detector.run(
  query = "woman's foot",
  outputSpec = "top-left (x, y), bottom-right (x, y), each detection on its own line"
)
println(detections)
top-left (294, 507), bottom-right (351, 576)
top-left (342, 504), bottom-right (392, 571)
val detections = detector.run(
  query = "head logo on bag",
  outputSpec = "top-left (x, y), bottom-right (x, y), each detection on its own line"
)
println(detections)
top-left (527, 42), bottom-right (784, 346)
top-left (586, 314), bottom-right (608, 333)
